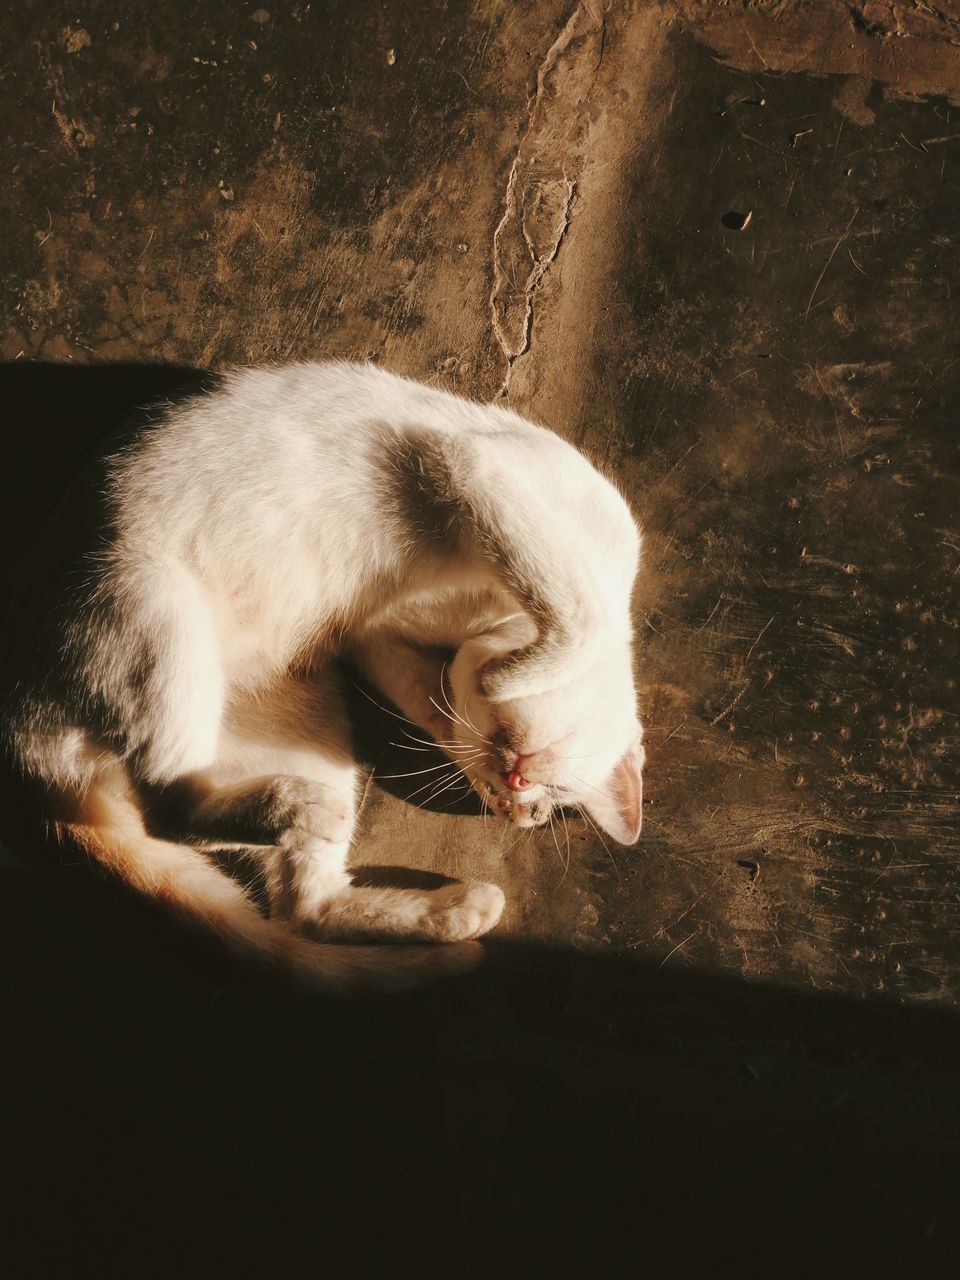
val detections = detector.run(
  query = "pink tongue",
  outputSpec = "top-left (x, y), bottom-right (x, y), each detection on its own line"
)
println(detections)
top-left (505, 769), bottom-right (529, 791)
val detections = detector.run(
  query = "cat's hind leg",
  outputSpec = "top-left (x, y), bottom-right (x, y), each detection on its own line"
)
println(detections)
top-left (186, 671), bottom-right (505, 944)
top-left (55, 750), bottom-right (480, 993)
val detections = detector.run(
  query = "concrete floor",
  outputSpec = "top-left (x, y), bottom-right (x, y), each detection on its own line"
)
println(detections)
top-left (2, 2), bottom-right (959, 1273)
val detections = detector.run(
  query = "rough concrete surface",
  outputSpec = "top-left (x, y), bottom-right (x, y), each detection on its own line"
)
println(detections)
top-left (2, 2), bottom-right (960, 1274)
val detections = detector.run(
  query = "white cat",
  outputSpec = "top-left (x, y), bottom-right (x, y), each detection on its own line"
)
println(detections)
top-left (2, 362), bottom-right (644, 991)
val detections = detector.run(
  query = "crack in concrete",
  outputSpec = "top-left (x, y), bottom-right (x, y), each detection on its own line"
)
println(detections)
top-left (489, 3), bottom-right (602, 399)
top-left (514, 175), bottom-right (575, 356)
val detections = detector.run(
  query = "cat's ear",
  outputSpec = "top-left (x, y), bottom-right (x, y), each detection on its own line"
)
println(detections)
top-left (582, 738), bottom-right (644, 846)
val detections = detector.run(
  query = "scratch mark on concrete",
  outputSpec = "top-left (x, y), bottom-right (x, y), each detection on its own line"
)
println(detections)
top-left (657, 927), bottom-right (699, 971)
top-left (804, 206), bottom-right (860, 321)
top-left (711, 682), bottom-right (749, 726)
top-left (744, 615), bottom-right (775, 665)
top-left (655, 867), bottom-right (728, 941)
top-left (662, 717), bottom-right (688, 744)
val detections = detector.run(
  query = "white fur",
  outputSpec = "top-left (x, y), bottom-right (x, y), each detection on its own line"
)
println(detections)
top-left (3, 362), bottom-right (643, 991)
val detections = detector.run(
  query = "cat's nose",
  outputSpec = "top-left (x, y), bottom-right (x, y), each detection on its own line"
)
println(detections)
top-left (503, 768), bottom-right (529, 791)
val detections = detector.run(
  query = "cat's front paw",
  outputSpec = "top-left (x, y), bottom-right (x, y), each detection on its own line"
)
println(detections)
top-left (423, 881), bottom-right (505, 942)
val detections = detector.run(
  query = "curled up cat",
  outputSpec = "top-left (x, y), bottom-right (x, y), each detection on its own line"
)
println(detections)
top-left (1, 362), bottom-right (644, 992)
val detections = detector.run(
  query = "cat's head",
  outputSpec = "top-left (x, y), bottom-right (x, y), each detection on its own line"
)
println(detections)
top-left (445, 615), bottom-right (644, 844)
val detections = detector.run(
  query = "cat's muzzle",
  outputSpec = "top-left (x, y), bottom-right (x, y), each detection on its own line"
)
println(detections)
top-left (479, 779), bottom-right (551, 827)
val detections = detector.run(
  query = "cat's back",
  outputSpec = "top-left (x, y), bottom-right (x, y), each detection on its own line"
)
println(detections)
top-left (109, 363), bottom-right (404, 556)
top-left (110, 360), bottom-right (537, 528)
top-left (109, 361), bottom-right (638, 586)
top-left (120, 359), bottom-right (561, 479)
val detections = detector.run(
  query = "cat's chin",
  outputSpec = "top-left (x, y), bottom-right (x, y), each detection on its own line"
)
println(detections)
top-left (467, 774), bottom-right (553, 828)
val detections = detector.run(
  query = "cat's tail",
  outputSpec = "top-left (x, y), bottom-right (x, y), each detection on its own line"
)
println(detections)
top-left (57, 775), bottom-right (482, 994)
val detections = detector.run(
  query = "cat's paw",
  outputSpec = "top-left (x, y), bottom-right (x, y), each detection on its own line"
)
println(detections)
top-left (422, 881), bottom-right (505, 942)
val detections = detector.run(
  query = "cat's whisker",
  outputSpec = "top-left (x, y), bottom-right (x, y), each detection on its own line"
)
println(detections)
top-left (399, 727), bottom-right (475, 754)
top-left (418, 770), bottom-right (474, 808)
top-left (403, 765), bottom-right (465, 804)
top-left (574, 802), bottom-right (622, 882)
top-left (429, 697), bottom-right (489, 755)
top-left (397, 729), bottom-right (439, 748)
top-left (495, 811), bottom-right (513, 849)
top-left (424, 767), bottom-right (471, 796)
top-left (438, 666), bottom-right (486, 742)
top-left (547, 807), bottom-right (568, 882)
top-left (401, 752), bottom-right (484, 804)
top-left (428, 695), bottom-right (480, 742)
top-left (352, 679), bottom-right (478, 758)
top-left (376, 754), bottom-right (483, 781)
top-left (428, 695), bottom-right (460, 727)
top-left (560, 807), bottom-right (572, 877)
top-left (437, 783), bottom-right (475, 812)
top-left (500, 822), bottom-right (532, 855)
top-left (350, 680), bottom-right (421, 729)
top-left (390, 738), bottom-right (478, 756)
top-left (460, 700), bottom-right (483, 738)
top-left (439, 667), bottom-right (484, 739)
top-left (438, 662), bottom-right (477, 735)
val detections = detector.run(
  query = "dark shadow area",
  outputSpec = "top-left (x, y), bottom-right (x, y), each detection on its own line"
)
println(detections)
top-left (0, 361), bottom-right (217, 567)
top-left (1, 846), bottom-right (958, 1277)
